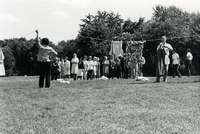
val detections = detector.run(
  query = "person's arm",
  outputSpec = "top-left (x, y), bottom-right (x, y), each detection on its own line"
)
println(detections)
top-left (50, 48), bottom-right (58, 55)
top-left (156, 44), bottom-right (161, 53)
top-left (163, 44), bottom-right (173, 51)
top-left (35, 30), bottom-right (42, 48)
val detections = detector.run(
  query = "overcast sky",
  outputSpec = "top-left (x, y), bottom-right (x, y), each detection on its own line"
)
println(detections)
top-left (0, 0), bottom-right (200, 43)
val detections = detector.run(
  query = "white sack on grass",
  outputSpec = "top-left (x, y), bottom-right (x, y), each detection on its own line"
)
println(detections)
top-left (57, 79), bottom-right (70, 84)
top-left (136, 77), bottom-right (150, 81)
top-left (100, 76), bottom-right (108, 80)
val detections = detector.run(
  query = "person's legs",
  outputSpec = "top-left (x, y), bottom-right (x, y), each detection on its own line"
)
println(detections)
top-left (116, 66), bottom-right (120, 79)
top-left (55, 73), bottom-right (58, 80)
top-left (156, 67), bottom-right (161, 82)
top-left (186, 60), bottom-right (191, 76)
top-left (128, 67), bottom-right (131, 79)
top-left (163, 64), bottom-right (169, 82)
top-left (172, 64), bottom-right (176, 77)
top-left (125, 68), bottom-right (129, 79)
top-left (87, 71), bottom-right (90, 80)
top-left (45, 62), bottom-right (52, 88)
top-left (132, 67), bottom-right (135, 79)
top-left (39, 62), bottom-right (45, 88)
top-left (90, 70), bottom-right (94, 80)
top-left (83, 70), bottom-right (87, 80)
top-left (108, 68), bottom-right (112, 79)
top-left (111, 69), bottom-right (114, 79)
top-left (176, 65), bottom-right (181, 77)
top-left (51, 73), bottom-right (54, 80)
top-left (188, 64), bottom-right (191, 76)
top-left (73, 74), bottom-right (77, 80)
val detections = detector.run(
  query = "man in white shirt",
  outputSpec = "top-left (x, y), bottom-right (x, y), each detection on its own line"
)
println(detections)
top-left (185, 48), bottom-right (193, 76)
top-left (172, 49), bottom-right (181, 78)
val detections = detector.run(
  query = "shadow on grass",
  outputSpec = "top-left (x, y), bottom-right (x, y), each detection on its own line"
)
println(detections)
top-left (127, 80), bottom-right (200, 85)
top-left (167, 80), bottom-right (200, 83)
top-left (127, 81), bottom-right (153, 85)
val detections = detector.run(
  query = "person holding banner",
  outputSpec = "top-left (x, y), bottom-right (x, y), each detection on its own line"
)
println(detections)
top-left (156, 36), bottom-right (173, 82)
top-left (36, 30), bottom-right (58, 88)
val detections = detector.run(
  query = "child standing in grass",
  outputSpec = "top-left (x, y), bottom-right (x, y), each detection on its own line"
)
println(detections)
top-left (62, 56), bottom-right (70, 81)
top-left (172, 49), bottom-right (181, 78)
top-left (51, 57), bottom-right (60, 81)
top-left (185, 48), bottom-right (193, 77)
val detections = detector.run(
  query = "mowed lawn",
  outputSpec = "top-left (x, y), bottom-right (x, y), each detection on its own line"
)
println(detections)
top-left (0, 76), bottom-right (199, 134)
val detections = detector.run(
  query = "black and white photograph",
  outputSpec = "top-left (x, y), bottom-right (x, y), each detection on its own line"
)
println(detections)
top-left (0, 0), bottom-right (200, 133)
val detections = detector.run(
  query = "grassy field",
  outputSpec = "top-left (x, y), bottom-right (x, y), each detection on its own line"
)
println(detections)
top-left (0, 76), bottom-right (199, 134)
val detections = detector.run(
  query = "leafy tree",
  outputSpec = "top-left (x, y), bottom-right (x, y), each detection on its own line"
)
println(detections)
top-left (77, 11), bottom-right (124, 57)
top-left (140, 5), bottom-right (200, 75)
top-left (123, 17), bottom-right (145, 35)
top-left (57, 39), bottom-right (78, 59)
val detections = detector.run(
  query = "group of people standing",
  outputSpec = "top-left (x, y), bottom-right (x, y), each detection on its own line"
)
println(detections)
top-left (35, 32), bottom-right (194, 88)
top-left (156, 36), bottom-right (193, 82)
top-left (51, 54), bottom-right (129, 82)
top-left (51, 54), bottom-right (102, 81)
top-left (36, 32), bottom-right (144, 88)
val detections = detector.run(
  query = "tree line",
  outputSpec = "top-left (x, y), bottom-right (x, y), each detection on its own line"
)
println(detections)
top-left (0, 5), bottom-right (200, 76)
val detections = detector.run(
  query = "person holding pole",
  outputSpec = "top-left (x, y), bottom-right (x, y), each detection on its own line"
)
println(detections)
top-left (36, 30), bottom-right (58, 88)
top-left (156, 36), bottom-right (173, 82)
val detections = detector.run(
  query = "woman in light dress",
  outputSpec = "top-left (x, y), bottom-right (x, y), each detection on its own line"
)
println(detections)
top-left (61, 56), bottom-right (70, 81)
top-left (83, 55), bottom-right (88, 80)
top-left (93, 56), bottom-right (98, 79)
top-left (102, 56), bottom-right (109, 77)
top-left (71, 53), bottom-right (79, 80)
top-left (0, 47), bottom-right (5, 76)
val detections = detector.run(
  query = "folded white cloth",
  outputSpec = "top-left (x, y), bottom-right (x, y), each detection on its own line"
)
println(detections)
top-left (57, 79), bottom-right (70, 84)
top-left (136, 77), bottom-right (150, 81)
top-left (100, 76), bottom-right (108, 80)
